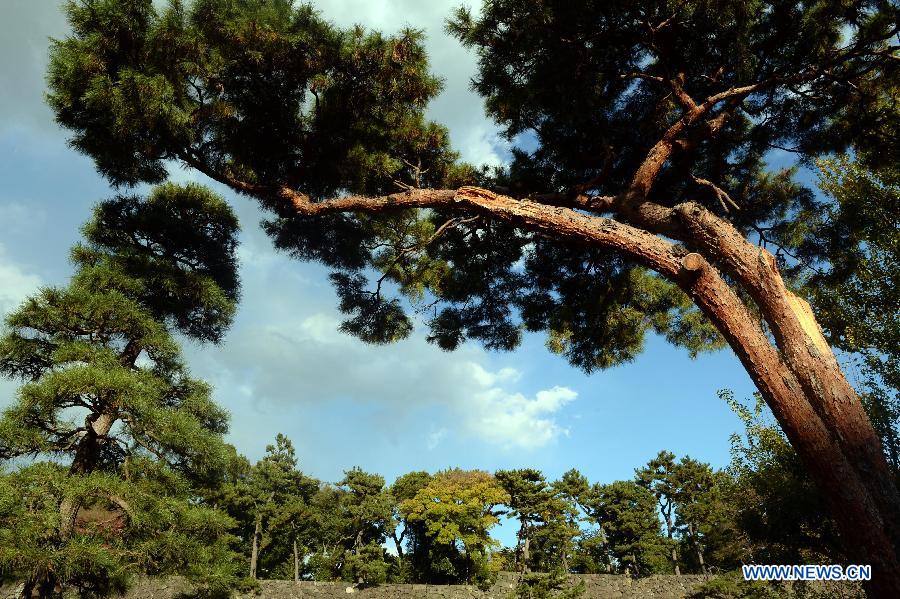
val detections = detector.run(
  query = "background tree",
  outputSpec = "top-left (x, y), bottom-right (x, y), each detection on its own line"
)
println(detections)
top-left (583, 481), bottom-right (671, 577)
top-left (496, 469), bottom-right (554, 575)
top-left (46, 1), bottom-right (900, 592)
top-left (231, 434), bottom-right (320, 580)
top-left (638, 452), bottom-right (738, 575)
top-left (0, 183), bottom-right (243, 598)
top-left (305, 484), bottom-right (351, 581)
top-left (718, 390), bottom-right (844, 565)
top-left (669, 457), bottom-right (717, 575)
top-left (636, 452), bottom-right (682, 574)
top-left (528, 493), bottom-right (582, 575)
top-left (389, 470), bottom-right (434, 582)
top-left (551, 470), bottom-right (607, 574)
top-left (399, 469), bottom-right (508, 585)
top-left (332, 468), bottom-right (394, 585)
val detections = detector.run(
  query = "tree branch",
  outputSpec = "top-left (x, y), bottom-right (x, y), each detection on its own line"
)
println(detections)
top-left (691, 175), bottom-right (741, 213)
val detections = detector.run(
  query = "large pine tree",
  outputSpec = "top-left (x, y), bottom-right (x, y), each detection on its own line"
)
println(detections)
top-left (0, 183), bottom-right (242, 598)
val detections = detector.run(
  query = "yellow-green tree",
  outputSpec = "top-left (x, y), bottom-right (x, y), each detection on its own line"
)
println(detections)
top-left (400, 469), bottom-right (508, 585)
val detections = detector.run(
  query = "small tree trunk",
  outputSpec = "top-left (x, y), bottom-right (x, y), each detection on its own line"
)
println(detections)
top-left (293, 538), bottom-right (300, 582)
top-left (25, 412), bottom-right (118, 598)
top-left (392, 530), bottom-right (406, 579)
top-left (663, 506), bottom-right (680, 575)
top-left (250, 513), bottom-right (261, 579)
top-left (522, 535), bottom-right (531, 574)
top-left (688, 522), bottom-right (707, 576)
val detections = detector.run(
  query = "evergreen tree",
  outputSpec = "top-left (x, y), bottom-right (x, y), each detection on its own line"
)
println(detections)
top-left (528, 494), bottom-right (582, 575)
top-left (583, 481), bottom-right (670, 577)
top-left (510, 569), bottom-right (586, 599)
top-left (236, 434), bottom-right (319, 580)
top-left (338, 468), bottom-right (395, 585)
top-left (304, 468), bottom-right (394, 585)
top-left (0, 183), bottom-right (242, 598)
top-left (718, 390), bottom-right (843, 564)
top-left (496, 469), bottom-right (554, 575)
top-left (636, 452), bottom-right (682, 574)
top-left (549, 470), bottom-right (600, 574)
top-left (305, 484), bottom-right (350, 581)
top-left (669, 457), bottom-right (717, 575)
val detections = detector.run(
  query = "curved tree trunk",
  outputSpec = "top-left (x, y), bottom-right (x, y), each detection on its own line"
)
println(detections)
top-left (668, 206), bottom-right (900, 597)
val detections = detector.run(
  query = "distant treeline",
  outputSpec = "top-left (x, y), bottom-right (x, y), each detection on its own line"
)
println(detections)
top-left (200, 413), bottom-right (846, 589)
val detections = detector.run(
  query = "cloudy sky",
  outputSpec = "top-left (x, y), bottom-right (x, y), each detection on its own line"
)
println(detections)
top-left (0, 0), bottom-right (759, 517)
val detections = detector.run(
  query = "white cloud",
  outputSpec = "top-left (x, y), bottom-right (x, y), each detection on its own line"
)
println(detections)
top-left (427, 427), bottom-right (448, 450)
top-left (0, 243), bottom-right (41, 318)
top-left (0, 244), bottom-right (42, 410)
top-left (465, 379), bottom-right (578, 451)
top-left (183, 224), bottom-right (578, 457)
top-left (190, 299), bottom-right (577, 453)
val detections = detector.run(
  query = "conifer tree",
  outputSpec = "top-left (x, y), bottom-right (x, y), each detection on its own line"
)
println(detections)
top-left (583, 481), bottom-right (671, 577)
top-left (636, 452), bottom-right (682, 574)
top-left (496, 469), bottom-right (554, 575)
top-left (0, 183), bottom-right (242, 598)
top-left (238, 434), bottom-right (319, 580)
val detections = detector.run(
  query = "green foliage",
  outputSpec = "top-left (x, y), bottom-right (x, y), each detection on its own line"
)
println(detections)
top-left (717, 390), bottom-right (843, 564)
top-left (509, 569), bottom-right (586, 599)
top-left (173, 426), bottom-right (859, 587)
top-left (208, 434), bottom-right (320, 581)
top-left (0, 458), bottom-right (243, 598)
top-left (291, 467), bottom-right (395, 584)
top-left (47, 0), bottom-right (456, 192)
top-left (400, 469), bottom-right (508, 584)
top-left (582, 481), bottom-right (671, 577)
top-left (340, 542), bottom-right (391, 587)
top-left (74, 0), bottom-right (900, 371)
top-left (75, 182), bottom-right (240, 343)
top-left (46, 0), bottom-right (899, 386)
top-left (496, 469), bottom-right (552, 569)
top-left (0, 184), bottom-right (243, 597)
top-left (0, 183), bottom-right (239, 483)
top-left (448, 0), bottom-right (897, 185)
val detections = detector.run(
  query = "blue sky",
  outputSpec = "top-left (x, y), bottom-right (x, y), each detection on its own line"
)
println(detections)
top-left (0, 0), bottom-right (761, 543)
